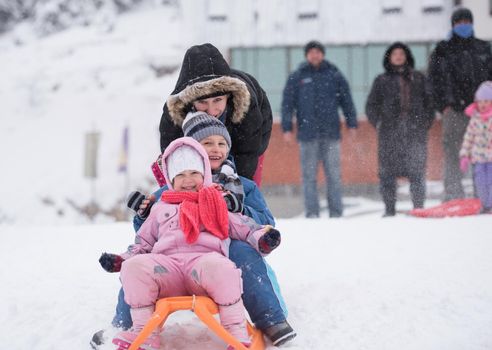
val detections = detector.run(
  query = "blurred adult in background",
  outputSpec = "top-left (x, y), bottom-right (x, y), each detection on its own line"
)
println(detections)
top-left (428, 7), bottom-right (492, 201)
top-left (159, 43), bottom-right (273, 186)
top-left (366, 42), bottom-right (435, 216)
top-left (281, 40), bottom-right (357, 218)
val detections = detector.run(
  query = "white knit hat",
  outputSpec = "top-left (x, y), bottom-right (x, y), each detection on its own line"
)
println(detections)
top-left (166, 145), bottom-right (204, 182)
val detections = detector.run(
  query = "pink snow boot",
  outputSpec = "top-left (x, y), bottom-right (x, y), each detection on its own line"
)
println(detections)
top-left (112, 306), bottom-right (161, 350)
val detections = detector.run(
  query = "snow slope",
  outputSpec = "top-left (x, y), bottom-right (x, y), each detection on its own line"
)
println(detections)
top-left (1, 5), bottom-right (188, 225)
top-left (2, 215), bottom-right (492, 350)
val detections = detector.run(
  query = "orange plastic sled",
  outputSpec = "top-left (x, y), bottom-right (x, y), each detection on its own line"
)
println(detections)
top-left (127, 296), bottom-right (265, 350)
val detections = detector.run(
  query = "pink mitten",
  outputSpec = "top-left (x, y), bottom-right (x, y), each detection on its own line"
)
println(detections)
top-left (459, 157), bottom-right (470, 173)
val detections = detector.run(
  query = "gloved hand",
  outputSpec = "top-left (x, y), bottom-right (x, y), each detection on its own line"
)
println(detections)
top-left (460, 157), bottom-right (470, 173)
top-left (258, 226), bottom-right (281, 254)
top-left (223, 192), bottom-right (244, 213)
top-left (127, 192), bottom-right (155, 219)
top-left (99, 253), bottom-right (124, 273)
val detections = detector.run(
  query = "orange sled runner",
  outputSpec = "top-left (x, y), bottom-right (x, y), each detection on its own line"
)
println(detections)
top-left (126, 296), bottom-right (265, 350)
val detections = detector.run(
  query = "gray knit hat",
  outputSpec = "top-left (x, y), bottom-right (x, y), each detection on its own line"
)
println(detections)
top-left (182, 111), bottom-right (232, 149)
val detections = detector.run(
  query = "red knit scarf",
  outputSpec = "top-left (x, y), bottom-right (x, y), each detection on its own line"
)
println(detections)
top-left (161, 186), bottom-right (229, 244)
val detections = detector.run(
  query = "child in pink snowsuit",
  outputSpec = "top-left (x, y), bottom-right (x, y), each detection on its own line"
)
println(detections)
top-left (460, 81), bottom-right (492, 213)
top-left (103, 137), bottom-right (281, 350)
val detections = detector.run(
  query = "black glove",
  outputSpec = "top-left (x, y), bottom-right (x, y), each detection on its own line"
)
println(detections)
top-left (127, 191), bottom-right (154, 219)
top-left (99, 253), bottom-right (124, 273)
top-left (223, 192), bottom-right (244, 213)
top-left (258, 227), bottom-right (281, 254)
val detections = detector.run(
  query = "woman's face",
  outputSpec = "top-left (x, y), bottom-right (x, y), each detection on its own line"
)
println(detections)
top-left (199, 135), bottom-right (229, 171)
top-left (172, 170), bottom-right (204, 192)
top-left (193, 95), bottom-right (228, 117)
top-left (390, 48), bottom-right (407, 66)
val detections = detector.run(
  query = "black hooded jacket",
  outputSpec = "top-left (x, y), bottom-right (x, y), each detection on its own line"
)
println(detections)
top-left (366, 42), bottom-right (435, 176)
top-left (159, 43), bottom-right (273, 180)
top-left (428, 33), bottom-right (492, 112)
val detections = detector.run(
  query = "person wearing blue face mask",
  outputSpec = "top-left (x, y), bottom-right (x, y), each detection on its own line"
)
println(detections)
top-left (428, 7), bottom-right (492, 202)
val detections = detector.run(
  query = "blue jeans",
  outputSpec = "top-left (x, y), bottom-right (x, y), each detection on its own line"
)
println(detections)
top-left (299, 138), bottom-right (343, 217)
top-left (113, 240), bottom-right (287, 330)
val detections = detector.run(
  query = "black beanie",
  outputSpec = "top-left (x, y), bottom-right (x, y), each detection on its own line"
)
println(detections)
top-left (304, 40), bottom-right (325, 56)
top-left (451, 7), bottom-right (473, 25)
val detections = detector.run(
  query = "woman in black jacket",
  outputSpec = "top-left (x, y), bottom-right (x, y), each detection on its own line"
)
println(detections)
top-left (366, 42), bottom-right (435, 216)
top-left (159, 43), bottom-right (273, 183)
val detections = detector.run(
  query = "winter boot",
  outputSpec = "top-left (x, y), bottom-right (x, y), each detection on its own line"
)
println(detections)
top-left (112, 306), bottom-right (160, 350)
top-left (262, 320), bottom-right (297, 346)
top-left (220, 301), bottom-right (250, 344)
top-left (223, 321), bottom-right (250, 344)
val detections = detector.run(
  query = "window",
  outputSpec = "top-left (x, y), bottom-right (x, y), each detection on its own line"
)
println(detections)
top-left (381, 0), bottom-right (402, 14)
top-left (296, 0), bottom-right (319, 20)
top-left (207, 0), bottom-right (227, 22)
top-left (421, 0), bottom-right (443, 13)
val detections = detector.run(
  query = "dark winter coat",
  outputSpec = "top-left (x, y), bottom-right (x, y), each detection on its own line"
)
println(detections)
top-left (366, 42), bottom-right (435, 177)
top-left (428, 33), bottom-right (492, 113)
top-left (281, 60), bottom-right (357, 141)
top-left (159, 43), bottom-right (273, 180)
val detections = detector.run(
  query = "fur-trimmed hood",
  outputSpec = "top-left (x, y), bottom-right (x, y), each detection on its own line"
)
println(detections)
top-left (166, 43), bottom-right (250, 127)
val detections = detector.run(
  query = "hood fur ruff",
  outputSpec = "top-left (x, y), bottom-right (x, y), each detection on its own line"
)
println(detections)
top-left (167, 75), bottom-right (251, 127)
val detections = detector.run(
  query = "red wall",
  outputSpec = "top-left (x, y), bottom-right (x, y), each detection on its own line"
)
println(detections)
top-left (262, 120), bottom-right (443, 185)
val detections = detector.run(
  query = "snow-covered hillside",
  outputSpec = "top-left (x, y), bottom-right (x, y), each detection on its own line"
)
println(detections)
top-left (1, 5), bottom-right (192, 225)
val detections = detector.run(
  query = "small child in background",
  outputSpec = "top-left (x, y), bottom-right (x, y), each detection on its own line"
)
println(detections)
top-left (100, 137), bottom-right (281, 350)
top-left (459, 81), bottom-right (492, 213)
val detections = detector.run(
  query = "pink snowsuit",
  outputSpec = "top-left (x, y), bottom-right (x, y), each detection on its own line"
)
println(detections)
top-left (119, 137), bottom-right (271, 338)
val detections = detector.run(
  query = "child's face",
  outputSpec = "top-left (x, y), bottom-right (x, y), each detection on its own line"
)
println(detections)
top-left (192, 95), bottom-right (228, 117)
top-left (199, 135), bottom-right (229, 171)
top-left (477, 100), bottom-right (492, 113)
top-left (172, 170), bottom-right (204, 192)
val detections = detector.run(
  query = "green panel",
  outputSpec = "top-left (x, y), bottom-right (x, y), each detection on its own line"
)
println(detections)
top-left (231, 48), bottom-right (254, 76)
top-left (407, 43), bottom-right (427, 70)
top-left (256, 48), bottom-right (288, 115)
top-left (367, 45), bottom-right (387, 86)
top-left (325, 46), bottom-right (349, 78)
top-left (245, 49), bottom-right (258, 78)
top-left (350, 45), bottom-right (365, 87)
top-left (230, 49), bottom-right (245, 71)
top-left (256, 48), bottom-right (288, 90)
top-left (288, 47), bottom-right (305, 71)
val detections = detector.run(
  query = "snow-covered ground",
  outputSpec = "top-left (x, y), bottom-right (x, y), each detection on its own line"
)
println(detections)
top-left (2, 213), bottom-right (492, 350)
